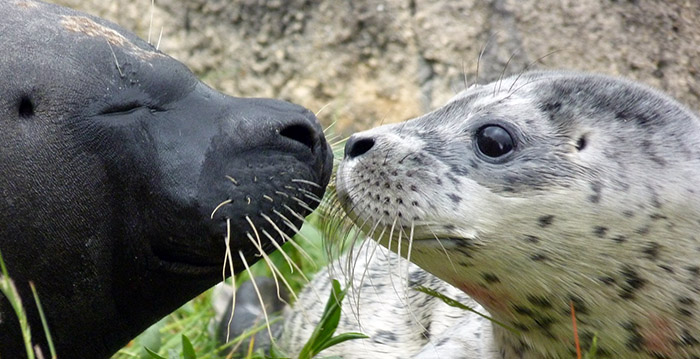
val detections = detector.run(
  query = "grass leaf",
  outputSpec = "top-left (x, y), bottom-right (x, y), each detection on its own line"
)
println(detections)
top-left (144, 347), bottom-right (167, 359)
top-left (415, 285), bottom-right (520, 335)
top-left (0, 250), bottom-right (34, 359)
top-left (29, 282), bottom-right (56, 359)
top-left (181, 334), bottom-right (197, 359)
top-left (313, 332), bottom-right (369, 354)
top-left (297, 279), bottom-right (367, 359)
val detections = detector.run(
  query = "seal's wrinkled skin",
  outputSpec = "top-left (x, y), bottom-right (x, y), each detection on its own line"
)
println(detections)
top-left (282, 72), bottom-right (700, 358)
top-left (0, 1), bottom-right (332, 358)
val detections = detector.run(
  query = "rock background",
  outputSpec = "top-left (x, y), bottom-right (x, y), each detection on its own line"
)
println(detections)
top-left (51, 0), bottom-right (700, 136)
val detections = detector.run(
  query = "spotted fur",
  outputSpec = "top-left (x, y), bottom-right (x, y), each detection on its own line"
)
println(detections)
top-left (281, 71), bottom-right (700, 358)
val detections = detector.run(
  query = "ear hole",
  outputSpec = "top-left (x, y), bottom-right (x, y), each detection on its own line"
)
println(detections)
top-left (18, 96), bottom-right (35, 118)
top-left (576, 135), bottom-right (587, 151)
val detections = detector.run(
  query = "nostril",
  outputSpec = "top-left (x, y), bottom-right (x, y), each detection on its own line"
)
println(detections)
top-left (344, 136), bottom-right (375, 158)
top-left (280, 123), bottom-right (316, 151)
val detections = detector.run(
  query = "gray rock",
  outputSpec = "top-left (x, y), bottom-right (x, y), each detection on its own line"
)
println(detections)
top-left (54, 0), bottom-right (700, 135)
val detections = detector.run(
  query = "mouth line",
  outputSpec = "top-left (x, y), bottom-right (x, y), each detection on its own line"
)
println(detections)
top-left (150, 245), bottom-right (223, 274)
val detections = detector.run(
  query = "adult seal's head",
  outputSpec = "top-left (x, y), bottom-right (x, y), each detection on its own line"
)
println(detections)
top-left (337, 71), bottom-right (700, 358)
top-left (0, 1), bottom-right (332, 358)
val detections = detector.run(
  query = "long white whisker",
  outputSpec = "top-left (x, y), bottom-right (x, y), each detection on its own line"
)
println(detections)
top-left (223, 219), bottom-right (236, 342)
top-left (211, 199), bottom-right (232, 219)
top-left (238, 251), bottom-right (275, 343)
top-left (147, 0), bottom-right (155, 44)
top-left (291, 178), bottom-right (323, 189)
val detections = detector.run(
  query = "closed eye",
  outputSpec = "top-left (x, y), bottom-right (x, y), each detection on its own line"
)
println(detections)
top-left (100, 102), bottom-right (144, 116)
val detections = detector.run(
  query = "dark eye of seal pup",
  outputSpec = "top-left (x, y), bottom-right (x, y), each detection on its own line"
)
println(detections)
top-left (0, 1), bottom-right (332, 358)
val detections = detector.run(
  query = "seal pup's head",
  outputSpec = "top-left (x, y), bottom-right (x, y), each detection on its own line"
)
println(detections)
top-left (337, 71), bottom-right (700, 358)
top-left (0, 1), bottom-right (332, 358)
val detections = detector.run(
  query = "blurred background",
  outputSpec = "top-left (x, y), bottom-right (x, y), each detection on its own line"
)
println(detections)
top-left (51, 0), bottom-right (700, 136)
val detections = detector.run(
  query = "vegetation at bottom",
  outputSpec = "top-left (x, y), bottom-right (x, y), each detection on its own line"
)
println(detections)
top-left (1, 209), bottom-right (598, 359)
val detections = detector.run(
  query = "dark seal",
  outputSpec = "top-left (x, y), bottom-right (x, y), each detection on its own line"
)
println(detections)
top-left (0, 1), bottom-right (332, 358)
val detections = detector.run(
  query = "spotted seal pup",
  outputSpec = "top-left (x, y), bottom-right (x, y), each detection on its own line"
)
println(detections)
top-left (279, 71), bottom-right (700, 358)
top-left (0, 1), bottom-right (332, 358)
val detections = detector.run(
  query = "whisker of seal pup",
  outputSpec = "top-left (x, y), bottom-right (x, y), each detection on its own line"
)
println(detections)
top-left (272, 209), bottom-right (319, 267)
top-left (211, 199), bottom-right (233, 219)
top-left (507, 49), bottom-right (562, 93)
top-left (426, 226), bottom-right (457, 273)
top-left (496, 50), bottom-right (520, 96)
top-left (461, 57), bottom-right (470, 91)
top-left (474, 33), bottom-right (495, 85)
top-left (315, 102), bottom-right (334, 118)
top-left (330, 135), bottom-right (352, 148)
top-left (238, 251), bottom-right (276, 343)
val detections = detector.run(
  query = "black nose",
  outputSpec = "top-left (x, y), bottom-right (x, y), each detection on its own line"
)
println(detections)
top-left (344, 135), bottom-right (375, 159)
top-left (280, 122), bottom-right (317, 152)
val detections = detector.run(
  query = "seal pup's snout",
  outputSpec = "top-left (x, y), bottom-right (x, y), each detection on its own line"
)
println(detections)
top-left (344, 135), bottom-right (375, 159)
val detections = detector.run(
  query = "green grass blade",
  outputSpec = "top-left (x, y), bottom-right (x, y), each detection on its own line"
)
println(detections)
top-left (297, 279), bottom-right (344, 358)
top-left (313, 332), bottom-right (369, 354)
top-left (415, 286), bottom-right (520, 334)
top-left (0, 250), bottom-right (34, 359)
top-left (181, 334), bottom-right (197, 359)
top-left (144, 347), bottom-right (167, 359)
top-left (29, 282), bottom-right (57, 359)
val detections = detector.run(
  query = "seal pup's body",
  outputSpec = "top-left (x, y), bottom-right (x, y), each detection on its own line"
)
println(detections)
top-left (281, 71), bottom-right (700, 358)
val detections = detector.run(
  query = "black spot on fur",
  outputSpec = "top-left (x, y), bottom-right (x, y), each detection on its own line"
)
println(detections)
top-left (681, 329), bottom-right (699, 346)
top-left (619, 266), bottom-right (646, 299)
top-left (622, 321), bottom-right (644, 352)
top-left (538, 215), bottom-right (555, 228)
top-left (658, 264), bottom-right (674, 273)
top-left (649, 213), bottom-right (668, 221)
top-left (589, 182), bottom-right (602, 203)
top-left (513, 305), bottom-right (534, 316)
top-left (612, 235), bottom-right (627, 243)
top-left (679, 297), bottom-right (695, 306)
top-left (687, 266), bottom-right (700, 277)
top-left (678, 307), bottom-right (693, 317)
top-left (527, 295), bottom-right (552, 309)
top-left (531, 253), bottom-right (548, 261)
top-left (593, 226), bottom-right (608, 238)
top-left (447, 193), bottom-right (462, 204)
top-left (642, 242), bottom-right (661, 260)
top-left (523, 235), bottom-right (540, 243)
top-left (373, 329), bottom-right (397, 343)
top-left (599, 276), bottom-right (616, 285)
top-left (482, 273), bottom-right (500, 284)
top-left (512, 322), bottom-right (530, 332)
top-left (568, 295), bottom-right (589, 315)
